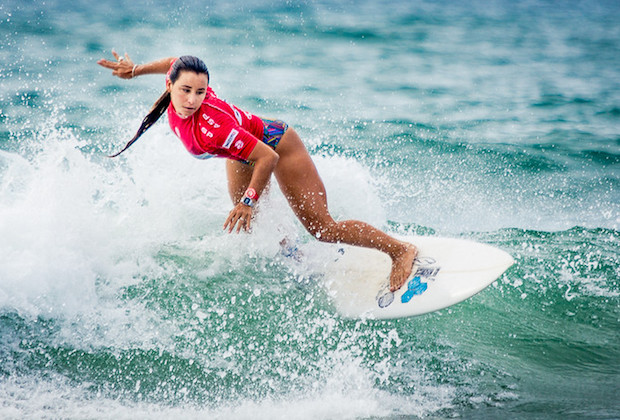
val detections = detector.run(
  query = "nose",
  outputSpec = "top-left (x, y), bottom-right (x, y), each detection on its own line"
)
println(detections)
top-left (187, 93), bottom-right (198, 105)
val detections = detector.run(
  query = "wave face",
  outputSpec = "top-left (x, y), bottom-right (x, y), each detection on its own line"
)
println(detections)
top-left (1, 0), bottom-right (618, 418)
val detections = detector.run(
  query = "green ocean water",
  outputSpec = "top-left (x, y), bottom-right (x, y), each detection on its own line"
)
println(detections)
top-left (0, 0), bottom-right (618, 418)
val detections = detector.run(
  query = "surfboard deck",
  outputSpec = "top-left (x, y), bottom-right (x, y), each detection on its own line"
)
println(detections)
top-left (323, 236), bottom-right (514, 319)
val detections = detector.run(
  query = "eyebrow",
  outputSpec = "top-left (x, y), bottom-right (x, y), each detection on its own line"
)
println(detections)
top-left (180, 84), bottom-right (206, 91)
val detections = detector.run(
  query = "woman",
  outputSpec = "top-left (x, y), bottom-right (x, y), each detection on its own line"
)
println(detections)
top-left (97, 51), bottom-right (417, 292)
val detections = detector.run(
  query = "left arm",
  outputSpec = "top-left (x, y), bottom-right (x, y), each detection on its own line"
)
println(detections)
top-left (223, 141), bottom-right (279, 233)
top-left (97, 50), bottom-right (176, 79)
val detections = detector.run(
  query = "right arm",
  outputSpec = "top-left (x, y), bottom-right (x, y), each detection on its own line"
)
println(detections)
top-left (97, 50), bottom-right (176, 79)
top-left (223, 141), bottom-right (279, 233)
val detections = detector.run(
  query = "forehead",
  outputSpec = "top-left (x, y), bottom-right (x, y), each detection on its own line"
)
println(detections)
top-left (175, 71), bottom-right (209, 87)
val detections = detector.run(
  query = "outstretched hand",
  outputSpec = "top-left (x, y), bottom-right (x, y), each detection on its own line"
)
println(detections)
top-left (97, 50), bottom-right (135, 79)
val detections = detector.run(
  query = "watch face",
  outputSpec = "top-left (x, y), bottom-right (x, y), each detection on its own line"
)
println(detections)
top-left (242, 197), bottom-right (253, 207)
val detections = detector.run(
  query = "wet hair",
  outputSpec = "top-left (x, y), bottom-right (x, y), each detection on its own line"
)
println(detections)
top-left (109, 55), bottom-right (210, 157)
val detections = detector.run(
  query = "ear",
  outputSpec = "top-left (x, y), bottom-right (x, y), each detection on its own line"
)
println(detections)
top-left (166, 78), bottom-right (172, 92)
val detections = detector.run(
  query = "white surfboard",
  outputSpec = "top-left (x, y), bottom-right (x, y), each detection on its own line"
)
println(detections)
top-left (323, 236), bottom-right (514, 319)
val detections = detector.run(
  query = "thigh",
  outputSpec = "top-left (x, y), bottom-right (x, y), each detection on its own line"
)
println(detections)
top-left (273, 128), bottom-right (333, 228)
top-left (225, 159), bottom-right (254, 203)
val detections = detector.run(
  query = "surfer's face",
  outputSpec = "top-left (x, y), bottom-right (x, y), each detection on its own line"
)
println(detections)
top-left (167, 70), bottom-right (209, 118)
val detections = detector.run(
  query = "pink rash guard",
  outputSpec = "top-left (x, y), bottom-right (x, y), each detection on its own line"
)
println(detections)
top-left (167, 86), bottom-right (264, 161)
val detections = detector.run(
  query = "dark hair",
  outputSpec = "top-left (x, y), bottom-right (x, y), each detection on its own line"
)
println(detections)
top-left (109, 55), bottom-right (210, 157)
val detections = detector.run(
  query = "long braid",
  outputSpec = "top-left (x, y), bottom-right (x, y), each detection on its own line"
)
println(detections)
top-left (108, 91), bottom-right (171, 157)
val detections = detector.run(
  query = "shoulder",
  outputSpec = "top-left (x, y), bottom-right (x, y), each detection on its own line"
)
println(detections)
top-left (206, 86), bottom-right (217, 100)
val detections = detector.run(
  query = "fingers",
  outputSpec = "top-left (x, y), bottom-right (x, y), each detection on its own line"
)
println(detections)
top-left (97, 50), bottom-right (134, 78)
top-left (223, 205), bottom-right (253, 233)
top-left (223, 214), bottom-right (246, 233)
top-left (228, 213), bottom-right (250, 233)
top-left (96, 59), bottom-right (118, 70)
top-left (237, 216), bottom-right (249, 233)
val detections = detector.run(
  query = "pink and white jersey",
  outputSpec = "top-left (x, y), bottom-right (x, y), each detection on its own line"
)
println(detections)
top-left (167, 87), bottom-right (264, 161)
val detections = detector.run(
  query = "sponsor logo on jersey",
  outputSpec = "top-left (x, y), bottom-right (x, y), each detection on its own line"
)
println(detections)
top-left (202, 113), bottom-right (220, 128)
top-left (200, 126), bottom-right (213, 138)
top-left (223, 129), bottom-right (238, 149)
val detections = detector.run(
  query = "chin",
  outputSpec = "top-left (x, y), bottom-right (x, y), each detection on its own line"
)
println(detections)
top-left (176, 110), bottom-right (195, 119)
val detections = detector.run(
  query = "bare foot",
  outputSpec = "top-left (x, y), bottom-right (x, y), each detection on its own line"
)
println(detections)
top-left (389, 243), bottom-right (418, 292)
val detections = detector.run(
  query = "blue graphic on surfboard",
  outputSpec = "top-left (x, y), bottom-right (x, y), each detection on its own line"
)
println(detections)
top-left (401, 276), bottom-right (428, 303)
top-left (323, 236), bottom-right (514, 319)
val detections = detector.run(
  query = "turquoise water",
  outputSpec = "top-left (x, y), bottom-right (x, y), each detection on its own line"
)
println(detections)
top-left (1, 0), bottom-right (618, 418)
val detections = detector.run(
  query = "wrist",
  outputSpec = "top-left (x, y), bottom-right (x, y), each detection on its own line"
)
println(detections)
top-left (132, 64), bottom-right (139, 78)
top-left (240, 187), bottom-right (258, 207)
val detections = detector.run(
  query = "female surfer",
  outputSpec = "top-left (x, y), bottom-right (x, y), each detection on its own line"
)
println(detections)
top-left (97, 51), bottom-right (417, 292)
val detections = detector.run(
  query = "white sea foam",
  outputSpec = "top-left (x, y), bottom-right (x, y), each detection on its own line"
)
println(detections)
top-left (0, 114), bottom-right (392, 342)
top-left (0, 365), bottom-right (454, 420)
top-left (0, 121), bottom-right (459, 418)
top-left (0, 123), bottom-right (228, 347)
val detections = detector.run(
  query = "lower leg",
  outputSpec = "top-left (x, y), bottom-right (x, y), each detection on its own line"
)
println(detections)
top-left (310, 218), bottom-right (406, 259)
top-left (306, 218), bottom-right (418, 292)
